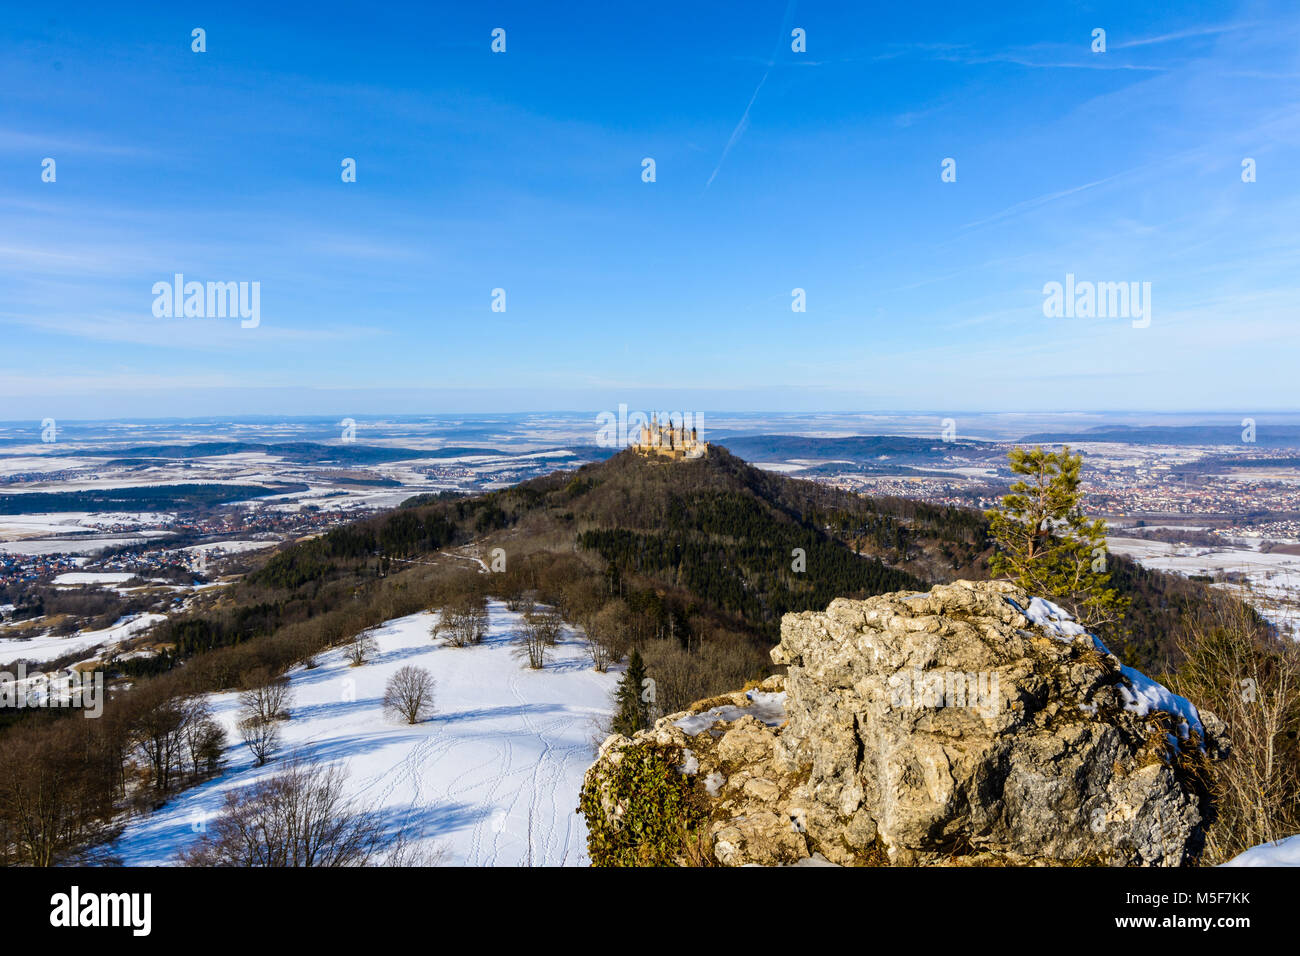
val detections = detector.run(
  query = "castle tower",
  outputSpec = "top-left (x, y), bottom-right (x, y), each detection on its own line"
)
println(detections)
top-left (630, 408), bottom-right (709, 460)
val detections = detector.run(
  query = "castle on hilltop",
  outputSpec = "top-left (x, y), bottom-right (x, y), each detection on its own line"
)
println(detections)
top-left (632, 414), bottom-right (709, 460)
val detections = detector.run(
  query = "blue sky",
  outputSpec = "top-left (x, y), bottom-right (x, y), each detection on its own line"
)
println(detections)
top-left (2, 0), bottom-right (1299, 418)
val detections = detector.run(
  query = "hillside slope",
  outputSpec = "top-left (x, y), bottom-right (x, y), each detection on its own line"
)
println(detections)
top-left (380, 448), bottom-right (1220, 671)
top-left (111, 601), bottom-right (616, 866)
top-left (205, 446), bottom-right (1236, 682)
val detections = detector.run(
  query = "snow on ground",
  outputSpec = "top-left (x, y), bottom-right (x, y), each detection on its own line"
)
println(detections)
top-left (172, 540), bottom-right (276, 555)
top-left (1108, 536), bottom-right (1300, 639)
top-left (1222, 833), bottom-right (1300, 866)
top-left (0, 612), bottom-right (167, 666)
top-left (52, 571), bottom-right (138, 586)
top-left (108, 601), bottom-right (619, 866)
top-left (0, 512), bottom-right (173, 539)
top-left (0, 532), bottom-right (174, 556)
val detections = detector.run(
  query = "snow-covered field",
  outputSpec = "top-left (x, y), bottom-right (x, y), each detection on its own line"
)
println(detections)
top-left (51, 571), bottom-right (138, 586)
top-left (0, 512), bottom-right (175, 539)
top-left (1109, 536), bottom-right (1300, 638)
top-left (1, 535), bottom-right (172, 557)
top-left (173, 540), bottom-right (276, 556)
top-left (108, 601), bottom-right (619, 866)
top-left (0, 612), bottom-right (167, 666)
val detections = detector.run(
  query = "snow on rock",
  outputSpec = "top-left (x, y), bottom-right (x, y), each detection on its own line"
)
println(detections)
top-left (1112, 660), bottom-right (1203, 741)
top-left (108, 601), bottom-right (618, 866)
top-left (1020, 596), bottom-right (1091, 640)
top-left (1222, 833), bottom-right (1300, 867)
top-left (1010, 594), bottom-right (1204, 740)
top-left (679, 749), bottom-right (699, 775)
top-left (673, 689), bottom-right (787, 736)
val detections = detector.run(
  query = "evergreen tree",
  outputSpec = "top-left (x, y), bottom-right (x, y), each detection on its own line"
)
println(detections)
top-left (986, 445), bottom-right (1127, 628)
top-left (611, 649), bottom-right (651, 736)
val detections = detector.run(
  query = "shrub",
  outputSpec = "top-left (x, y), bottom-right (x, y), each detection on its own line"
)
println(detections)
top-left (516, 607), bottom-right (561, 669)
top-left (180, 757), bottom-right (392, 866)
top-left (433, 595), bottom-right (489, 647)
top-left (578, 742), bottom-right (709, 866)
top-left (344, 631), bottom-right (378, 666)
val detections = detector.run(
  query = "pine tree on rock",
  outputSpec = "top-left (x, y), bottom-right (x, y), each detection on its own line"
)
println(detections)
top-left (612, 649), bottom-right (651, 737)
top-left (986, 445), bottom-right (1127, 628)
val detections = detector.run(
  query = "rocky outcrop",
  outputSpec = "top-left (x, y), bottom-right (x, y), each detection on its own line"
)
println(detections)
top-left (581, 580), bottom-right (1224, 867)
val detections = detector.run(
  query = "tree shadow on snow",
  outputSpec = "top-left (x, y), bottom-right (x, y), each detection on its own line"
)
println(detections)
top-left (373, 801), bottom-right (479, 842)
top-left (288, 694), bottom-right (384, 723)
top-left (425, 702), bottom-right (571, 725)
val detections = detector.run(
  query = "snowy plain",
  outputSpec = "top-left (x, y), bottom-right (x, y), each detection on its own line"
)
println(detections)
top-left (108, 601), bottom-right (619, 867)
top-left (0, 612), bottom-right (168, 666)
top-left (1108, 535), bottom-right (1300, 638)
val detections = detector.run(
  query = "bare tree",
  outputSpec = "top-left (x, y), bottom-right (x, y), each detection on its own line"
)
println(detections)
top-left (505, 590), bottom-right (536, 614)
top-left (190, 719), bottom-right (228, 775)
top-left (639, 632), bottom-right (765, 715)
top-left (585, 599), bottom-right (632, 672)
top-left (0, 718), bottom-right (120, 866)
top-left (384, 666), bottom-right (436, 724)
top-left (133, 690), bottom-right (196, 791)
top-left (559, 577), bottom-right (606, 632)
top-left (584, 634), bottom-right (615, 673)
top-left (238, 669), bottom-right (294, 723)
top-left (433, 595), bottom-right (489, 648)
top-left (237, 713), bottom-right (280, 767)
top-left (182, 699), bottom-right (228, 776)
top-left (516, 609), bottom-right (557, 670)
top-left (344, 631), bottom-right (378, 667)
top-left (179, 757), bottom-right (399, 866)
top-left (1170, 597), bottom-right (1300, 862)
top-left (532, 606), bottom-right (564, 645)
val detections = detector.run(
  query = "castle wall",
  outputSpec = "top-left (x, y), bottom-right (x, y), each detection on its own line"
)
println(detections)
top-left (631, 423), bottom-right (708, 459)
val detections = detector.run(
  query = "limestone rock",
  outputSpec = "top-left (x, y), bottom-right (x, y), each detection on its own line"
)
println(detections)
top-left (582, 581), bottom-right (1222, 866)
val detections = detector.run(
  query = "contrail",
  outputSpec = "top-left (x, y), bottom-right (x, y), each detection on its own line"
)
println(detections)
top-left (705, 67), bottom-right (771, 189)
top-left (705, 0), bottom-right (798, 190)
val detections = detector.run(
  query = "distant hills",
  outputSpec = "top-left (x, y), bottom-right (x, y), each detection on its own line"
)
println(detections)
top-left (721, 427), bottom-right (1300, 458)
top-left (73, 440), bottom-right (624, 467)
top-left (31, 429), bottom-right (1300, 470)
top-left (0, 483), bottom-right (306, 514)
top-left (1019, 424), bottom-right (1300, 448)
top-left (84, 441), bottom-right (511, 465)
top-left (712, 434), bottom-right (1001, 462)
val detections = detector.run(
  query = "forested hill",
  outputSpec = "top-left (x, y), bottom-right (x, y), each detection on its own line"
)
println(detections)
top-left (251, 445), bottom-right (1221, 674)
top-left (253, 446), bottom-right (971, 647)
